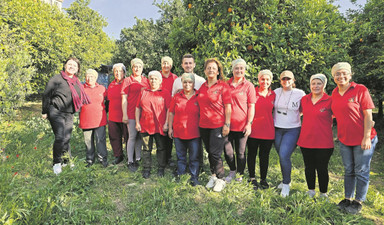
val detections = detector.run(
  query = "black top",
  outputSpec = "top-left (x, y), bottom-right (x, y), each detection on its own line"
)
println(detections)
top-left (42, 74), bottom-right (81, 114)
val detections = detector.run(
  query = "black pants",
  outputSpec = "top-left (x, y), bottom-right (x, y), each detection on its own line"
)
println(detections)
top-left (301, 147), bottom-right (334, 193)
top-left (199, 127), bottom-right (226, 179)
top-left (48, 105), bottom-right (73, 164)
top-left (164, 135), bottom-right (173, 163)
top-left (224, 131), bottom-right (248, 174)
top-left (247, 138), bottom-right (274, 180)
top-left (141, 133), bottom-right (167, 171)
top-left (108, 120), bottom-right (128, 157)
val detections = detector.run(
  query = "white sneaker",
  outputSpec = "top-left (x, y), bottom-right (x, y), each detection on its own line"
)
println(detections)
top-left (213, 179), bottom-right (226, 192)
top-left (53, 163), bottom-right (62, 175)
top-left (281, 184), bottom-right (290, 197)
top-left (319, 193), bottom-right (328, 198)
top-left (306, 190), bottom-right (316, 198)
top-left (206, 176), bottom-right (218, 189)
top-left (225, 170), bottom-right (236, 183)
top-left (277, 182), bottom-right (284, 189)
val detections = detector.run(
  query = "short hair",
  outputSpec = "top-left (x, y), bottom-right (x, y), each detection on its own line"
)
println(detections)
top-left (63, 57), bottom-right (81, 75)
top-left (113, 63), bottom-right (126, 74)
top-left (204, 58), bottom-right (224, 80)
top-left (85, 69), bottom-right (98, 78)
top-left (161, 56), bottom-right (173, 66)
top-left (182, 54), bottom-right (194, 62)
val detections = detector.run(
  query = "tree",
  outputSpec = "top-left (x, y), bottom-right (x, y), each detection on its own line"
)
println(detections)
top-left (168, 0), bottom-right (354, 93)
top-left (349, 0), bottom-right (384, 119)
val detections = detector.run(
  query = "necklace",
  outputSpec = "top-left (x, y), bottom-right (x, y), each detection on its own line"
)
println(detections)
top-left (276, 89), bottom-right (293, 115)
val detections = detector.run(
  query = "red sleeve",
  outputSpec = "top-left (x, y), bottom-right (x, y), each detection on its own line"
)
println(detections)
top-left (358, 85), bottom-right (375, 110)
top-left (136, 89), bottom-right (144, 108)
top-left (169, 96), bottom-right (176, 113)
top-left (247, 83), bottom-right (256, 104)
top-left (222, 83), bottom-right (232, 104)
top-left (121, 78), bottom-right (129, 95)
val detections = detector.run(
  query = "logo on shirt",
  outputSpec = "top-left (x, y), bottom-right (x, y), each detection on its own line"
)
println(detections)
top-left (292, 101), bottom-right (299, 108)
top-left (238, 92), bottom-right (244, 95)
top-left (319, 107), bottom-right (326, 112)
top-left (348, 97), bottom-right (355, 103)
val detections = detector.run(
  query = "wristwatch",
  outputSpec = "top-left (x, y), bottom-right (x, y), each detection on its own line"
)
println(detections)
top-left (224, 123), bottom-right (230, 127)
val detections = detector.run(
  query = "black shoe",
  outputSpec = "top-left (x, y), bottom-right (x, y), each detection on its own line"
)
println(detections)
top-left (249, 179), bottom-right (259, 191)
top-left (142, 170), bottom-right (150, 179)
top-left (345, 200), bottom-right (363, 214)
top-left (134, 159), bottom-right (140, 167)
top-left (337, 199), bottom-right (352, 211)
top-left (128, 162), bottom-right (138, 172)
top-left (102, 161), bottom-right (109, 168)
top-left (190, 179), bottom-right (200, 186)
top-left (167, 159), bottom-right (175, 167)
top-left (113, 155), bottom-right (124, 165)
top-left (259, 179), bottom-right (270, 189)
top-left (86, 162), bottom-right (93, 168)
top-left (157, 168), bottom-right (165, 177)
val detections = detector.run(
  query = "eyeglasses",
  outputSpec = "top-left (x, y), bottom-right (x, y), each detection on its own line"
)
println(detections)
top-left (281, 77), bottom-right (291, 81)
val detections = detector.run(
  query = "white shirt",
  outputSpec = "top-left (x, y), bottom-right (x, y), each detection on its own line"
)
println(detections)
top-left (273, 87), bottom-right (305, 128)
top-left (171, 73), bottom-right (206, 96)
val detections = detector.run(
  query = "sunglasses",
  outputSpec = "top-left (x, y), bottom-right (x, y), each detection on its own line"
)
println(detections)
top-left (281, 77), bottom-right (291, 81)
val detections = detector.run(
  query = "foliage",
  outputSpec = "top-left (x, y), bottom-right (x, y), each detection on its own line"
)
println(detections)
top-left (348, 0), bottom-right (384, 119)
top-left (168, 0), bottom-right (354, 92)
top-left (113, 0), bottom-right (186, 75)
top-left (0, 103), bottom-right (383, 224)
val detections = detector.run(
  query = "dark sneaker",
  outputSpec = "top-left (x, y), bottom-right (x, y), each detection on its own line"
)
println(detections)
top-left (134, 159), bottom-right (140, 167)
top-left (128, 162), bottom-right (138, 172)
top-left (345, 200), bottom-right (363, 214)
top-left (337, 199), bottom-right (351, 211)
top-left (113, 155), bottom-right (124, 165)
top-left (259, 179), bottom-right (270, 189)
top-left (142, 170), bottom-right (151, 179)
top-left (250, 179), bottom-right (259, 191)
top-left (157, 168), bottom-right (165, 177)
top-left (190, 179), bottom-right (200, 187)
top-left (102, 161), bottom-right (109, 168)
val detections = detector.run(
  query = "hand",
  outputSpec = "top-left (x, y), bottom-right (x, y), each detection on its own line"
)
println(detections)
top-left (135, 123), bottom-right (141, 132)
top-left (243, 123), bottom-right (252, 137)
top-left (122, 115), bottom-right (129, 124)
top-left (168, 128), bottom-right (173, 139)
top-left (163, 123), bottom-right (169, 132)
top-left (42, 114), bottom-right (47, 119)
top-left (361, 136), bottom-right (371, 150)
top-left (222, 124), bottom-right (230, 137)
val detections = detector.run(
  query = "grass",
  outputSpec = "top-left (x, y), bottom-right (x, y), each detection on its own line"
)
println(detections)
top-left (0, 101), bottom-right (383, 224)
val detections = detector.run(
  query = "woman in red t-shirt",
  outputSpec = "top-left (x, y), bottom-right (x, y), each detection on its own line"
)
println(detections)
top-left (107, 63), bottom-right (128, 165)
top-left (297, 74), bottom-right (333, 198)
top-left (331, 62), bottom-right (378, 214)
top-left (168, 73), bottom-right (200, 186)
top-left (197, 58), bottom-right (231, 192)
top-left (247, 69), bottom-right (276, 190)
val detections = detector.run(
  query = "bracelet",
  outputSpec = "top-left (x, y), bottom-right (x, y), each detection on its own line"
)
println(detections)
top-left (224, 123), bottom-right (230, 127)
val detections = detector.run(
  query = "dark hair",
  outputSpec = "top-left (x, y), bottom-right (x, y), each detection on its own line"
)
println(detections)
top-left (204, 58), bottom-right (224, 80)
top-left (182, 54), bottom-right (194, 62)
top-left (63, 57), bottom-right (81, 75)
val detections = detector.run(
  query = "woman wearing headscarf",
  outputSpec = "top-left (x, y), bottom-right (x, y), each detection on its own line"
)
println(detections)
top-left (331, 62), bottom-right (378, 214)
top-left (168, 73), bottom-right (200, 186)
top-left (136, 71), bottom-right (171, 179)
top-left (197, 58), bottom-right (231, 192)
top-left (224, 59), bottom-right (255, 183)
top-left (42, 57), bottom-right (90, 174)
top-left (297, 74), bottom-right (333, 198)
top-left (273, 70), bottom-right (305, 197)
top-left (247, 69), bottom-right (276, 190)
top-left (107, 63), bottom-right (128, 165)
top-left (79, 69), bottom-right (108, 167)
top-left (121, 58), bottom-right (149, 172)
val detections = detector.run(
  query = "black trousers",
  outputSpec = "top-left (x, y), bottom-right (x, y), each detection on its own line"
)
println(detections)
top-left (199, 127), bottom-right (226, 179)
top-left (48, 105), bottom-right (73, 164)
top-left (108, 120), bottom-right (128, 157)
top-left (301, 147), bottom-right (334, 193)
top-left (224, 131), bottom-right (248, 174)
top-left (247, 138), bottom-right (274, 180)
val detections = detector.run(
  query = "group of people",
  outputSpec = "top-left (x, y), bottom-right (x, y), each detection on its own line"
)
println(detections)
top-left (42, 55), bottom-right (377, 215)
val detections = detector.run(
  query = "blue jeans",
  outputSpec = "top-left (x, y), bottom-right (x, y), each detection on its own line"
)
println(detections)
top-left (274, 127), bottom-right (301, 184)
top-left (339, 135), bottom-right (378, 201)
top-left (174, 137), bottom-right (201, 181)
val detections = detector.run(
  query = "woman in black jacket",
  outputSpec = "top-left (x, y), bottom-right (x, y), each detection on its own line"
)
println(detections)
top-left (42, 57), bottom-right (90, 174)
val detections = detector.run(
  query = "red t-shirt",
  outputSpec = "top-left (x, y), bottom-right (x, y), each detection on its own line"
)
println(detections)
top-left (197, 80), bottom-right (232, 129)
top-left (107, 80), bottom-right (123, 122)
top-left (79, 83), bottom-right (107, 129)
top-left (136, 89), bottom-right (171, 135)
top-left (297, 93), bottom-right (334, 148)
top-left (249, 87), bottom-right (276, 140)
top-left (121, 75), bottom-right (149, 119)
top-left (160, 71), bottom-right (177, 96)
top-left (331, 82), bottom-right (377, 146)
top-left (227, 77), bottom-right (256, 131)
top-left (169, 92), bottom-right (200, 139)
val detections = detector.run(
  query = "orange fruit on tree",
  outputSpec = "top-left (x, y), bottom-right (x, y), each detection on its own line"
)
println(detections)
top-left (188, 3), bottom-right (192, 8)
top-left (228, 7), bottom-right (232, 13)
top-left (247, 45), bottom-right (253, 50)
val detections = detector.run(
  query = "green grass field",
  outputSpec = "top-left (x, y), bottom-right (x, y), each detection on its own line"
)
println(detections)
top-left (0, 102), bottom-right (383, 224)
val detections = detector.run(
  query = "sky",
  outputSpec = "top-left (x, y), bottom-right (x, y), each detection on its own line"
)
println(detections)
top-left (62, 0), bottom-right (367, 40)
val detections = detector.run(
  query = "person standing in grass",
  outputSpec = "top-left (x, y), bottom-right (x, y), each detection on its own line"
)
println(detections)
top-left (136, 71), bottom-right (171, 179)
top-left (168, 73), bottom-right (201, 186)
top-left (224, 59), bottom-right (255, 183)
top-left (297, 74), bottom-right (333, 198)
top-left (331, 62), bottom-right (378, 215)
top-left (42, 57), bottom-right (91, 175)
top-left (107, 63), bottom-right (128, 165)
top-left (273, 70), bottom-right (305, 197)
top-left (160, 56), bottom-right (178, 167)
top-left (247, 69), bottom-right (276, 190)
top-left (79, 69), bottom-right (108, 168)
top-left (122, 58), bottom-right (149, 172)
top-left (197, 58), bottom-right (231, 192)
